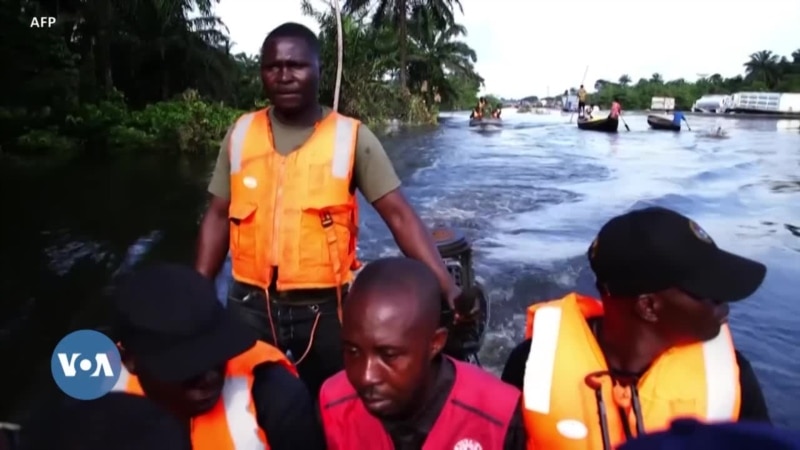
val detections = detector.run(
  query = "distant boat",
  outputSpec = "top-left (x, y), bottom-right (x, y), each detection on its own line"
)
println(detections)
top-left (647, 115), bottom-right (681, 131)
top-left (469, 118), bottom-right (502, 128)
top-left (577, 116), bottom-right (618, 133)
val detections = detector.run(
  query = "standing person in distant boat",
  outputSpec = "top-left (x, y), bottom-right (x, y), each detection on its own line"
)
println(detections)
top-left (609, 97), bottom-right (622, 119)
top-left (672, 107), bottom-right (688, 129)
top-left (578, 84), bottom-right (588, 118)
top-left (195, 22), bottom-right (468, 399)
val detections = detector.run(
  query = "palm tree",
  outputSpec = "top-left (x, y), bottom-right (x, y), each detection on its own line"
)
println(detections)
top-left (343, 0), bottom-right (463, 91)
top-left (744, 50), bottom-right (781, 89)
top-left (114, 0), bottom-right (230, 101)
top-left (302, 0), bottom-right (400, 119)
top-left (594, 79), bottom-right (609, 90)
top-left (618, 74), bottom-right (631, 86)
top-left (650, 73), bottom-right (663, 84)
top-left (406, 5), bottom-right (480, 106)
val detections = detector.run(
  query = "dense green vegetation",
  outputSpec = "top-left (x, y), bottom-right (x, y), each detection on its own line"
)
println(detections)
top-left (581, 50), bottom-right (800, 109)
top-left (2, 0), bottom-right (484, 158)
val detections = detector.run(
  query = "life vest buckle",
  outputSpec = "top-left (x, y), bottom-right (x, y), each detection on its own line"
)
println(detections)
top-left (320, 211), bottom-right (334, 228)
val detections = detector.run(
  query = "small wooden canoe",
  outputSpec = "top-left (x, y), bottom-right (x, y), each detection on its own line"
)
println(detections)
top-left (647, 114), bottom-right (680, 131)
top-left (577, 117), bottom-right (619, 133)
top-left (469, 118), bottom-right (502, 127)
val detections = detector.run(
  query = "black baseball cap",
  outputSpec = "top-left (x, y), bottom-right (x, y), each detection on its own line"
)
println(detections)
top-left (114, 263), bottom-right (257, 382)
top-left (588, 207), bottom-right (766, 302)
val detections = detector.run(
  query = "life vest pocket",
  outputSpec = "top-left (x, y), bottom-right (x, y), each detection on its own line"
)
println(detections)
top-left (229, 202), bottom-right (258, 261)
top-left (299, 205), bottom-right (354, 272)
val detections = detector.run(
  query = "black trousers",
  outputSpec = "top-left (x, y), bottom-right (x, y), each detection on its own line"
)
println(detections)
top-left (226, 282), bottom-right (344, 400)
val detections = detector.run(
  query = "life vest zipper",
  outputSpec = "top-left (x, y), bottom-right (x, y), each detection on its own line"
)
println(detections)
top-left (271, 157), bottom-right (286, 274)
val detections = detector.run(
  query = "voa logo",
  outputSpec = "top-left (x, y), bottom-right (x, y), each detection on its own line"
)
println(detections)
top-left (51, 329), bottom-right (122, 400)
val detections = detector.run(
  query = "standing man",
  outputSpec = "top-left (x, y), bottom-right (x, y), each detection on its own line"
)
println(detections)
top-left (194, 22), bottom-right (463, 399)
top-left (672, 107), bottom-right (689, 129)
top-left (578, 84), bottom-right (587, 117)
top-left (609, 97), bottom-right (622, 119)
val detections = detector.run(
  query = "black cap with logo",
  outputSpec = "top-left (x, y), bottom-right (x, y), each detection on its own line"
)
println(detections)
top-left (588, 207), bottom-right (766, 302)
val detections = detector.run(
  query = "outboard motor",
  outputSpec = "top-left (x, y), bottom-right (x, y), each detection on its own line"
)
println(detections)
top-left (431, 226), bottom-right (489, 367)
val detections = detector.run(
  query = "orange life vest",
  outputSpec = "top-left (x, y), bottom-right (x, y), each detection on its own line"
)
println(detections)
top-left (521, 293), bottom-right (740, 450)
top-left (112, 341), bottom-right (297, 450)
top-left (227, 108), bottom-right (361, 293)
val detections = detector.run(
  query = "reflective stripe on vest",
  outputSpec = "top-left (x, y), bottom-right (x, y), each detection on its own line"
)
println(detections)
top-left (112, 341), bottom-right (296, 450)
top-left (521, 293), bottom-right (740, 449)
top-left (319, 358), bottom-right (520, 450)
top-left (226, 108), bottom-right (360, 291)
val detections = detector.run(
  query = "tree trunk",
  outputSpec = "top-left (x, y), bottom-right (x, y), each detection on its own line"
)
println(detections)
top-left (93, 0), bottom-right (113, 96)
top-left (397, 0), bottom-right (408, 91)
top-left (160, 45), bottom-right (169, 100)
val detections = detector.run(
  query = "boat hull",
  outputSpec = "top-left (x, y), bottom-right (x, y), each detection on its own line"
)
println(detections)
top-left (469, 118), bottom-right (502, 127)
top-left (647, 115), bottom-right (681, 131)
top-left (577, 117), bottom-right (619, 133)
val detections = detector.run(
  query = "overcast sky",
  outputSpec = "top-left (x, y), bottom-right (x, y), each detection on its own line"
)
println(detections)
top-left (214, 0), bottom-right (800, 99)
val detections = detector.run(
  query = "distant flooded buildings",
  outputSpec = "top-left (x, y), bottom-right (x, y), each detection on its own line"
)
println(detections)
top-left (692, 92), bottom-right (800, 115)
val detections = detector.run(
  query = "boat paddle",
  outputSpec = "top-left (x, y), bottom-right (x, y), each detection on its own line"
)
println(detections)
top-left (620, 115), bottom-right (631, 131)
top-left (684, 119), bottom-right (692, 131)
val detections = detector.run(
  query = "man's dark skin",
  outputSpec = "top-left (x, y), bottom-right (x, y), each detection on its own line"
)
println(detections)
top-left (339, 257), bottom-right (527, 449)
top-left (194, 31), bottom-right (469, 317)
top-left (600, 286), bottom-right (730, 374)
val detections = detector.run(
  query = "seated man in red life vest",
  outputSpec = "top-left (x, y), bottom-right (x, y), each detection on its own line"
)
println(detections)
top-left (319, 257), bottom-right (527, 449)
top-left (500, 207), bottom-right (771, 450)
top-left (110, 263), bottom-right (326, 450)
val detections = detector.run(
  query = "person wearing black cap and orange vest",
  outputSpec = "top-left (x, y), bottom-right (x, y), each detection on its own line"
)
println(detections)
top-left (110, 263), bottom-right (325, 450)
top-left (500, 206), bottom-right (771, 450)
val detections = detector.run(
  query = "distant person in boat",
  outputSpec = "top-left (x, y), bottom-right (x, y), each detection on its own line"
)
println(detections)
top-left (492, 105), bottom-right (503, 119)
top-left (470, 103), bottom-right (483, 119)
top-left (586, 103), bottom-right (596, 120)
top-left (500, 207), bottom-right (771, 449)
top-left (609, 97), bottom-right (622, 119)
top-left (578, 85), bottom-right (587, 118)
top-left (672, 107), bottom-right (688, 128)
top-left (320, 257), bottom-right (527, 449)
top-left (18, 392), bottom-right (192, 450)
top-left (196, 22), bottom-right (466, 399)
top-left (111, 263), bottom-right (325, 450)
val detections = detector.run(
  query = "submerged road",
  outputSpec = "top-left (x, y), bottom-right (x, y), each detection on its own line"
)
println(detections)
top-left (1, 109), bottom-right (799, 426)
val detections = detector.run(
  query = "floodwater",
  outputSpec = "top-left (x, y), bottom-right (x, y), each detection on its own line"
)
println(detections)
top-left (1, 109), bottom-right (798, 427)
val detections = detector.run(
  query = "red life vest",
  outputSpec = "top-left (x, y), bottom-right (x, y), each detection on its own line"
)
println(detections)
top-left (319, 358), bottom-right (520, 450)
